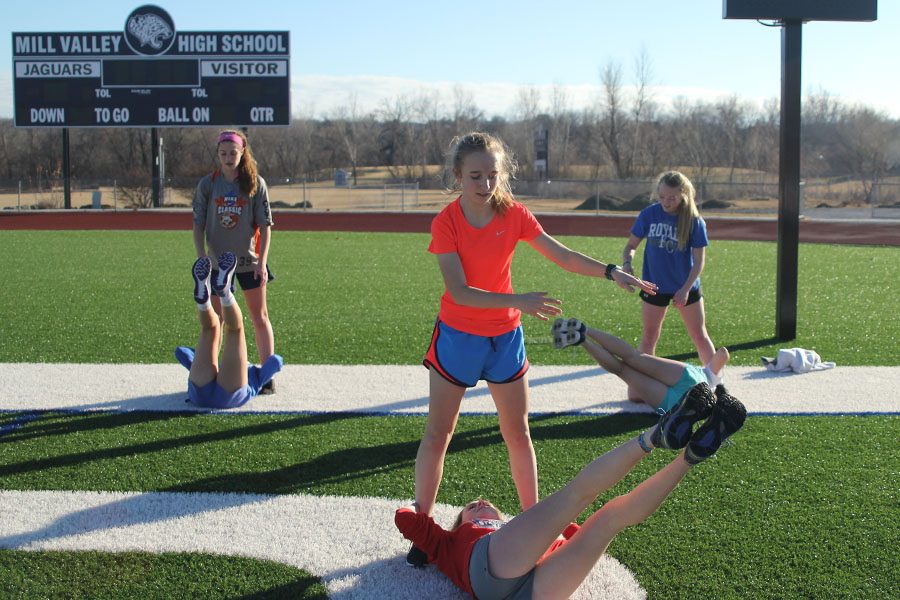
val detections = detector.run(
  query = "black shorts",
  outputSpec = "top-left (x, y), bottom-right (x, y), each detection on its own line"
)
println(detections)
top-left (640, 286), bottom-right (701, 307)
top-left (211, 264), bottom-right (275, 293)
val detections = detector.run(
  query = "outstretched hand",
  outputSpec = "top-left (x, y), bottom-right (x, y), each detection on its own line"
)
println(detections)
top-left (612, 270), bottom-right (657, 294)
top-left (517, 291), bottom-right (562, 321)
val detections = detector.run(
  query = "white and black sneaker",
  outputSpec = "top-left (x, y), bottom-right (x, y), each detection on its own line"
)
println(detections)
top-left (552, 318), bottom-right (586, 349)
top-left (192, 256), bottom-right (212, 304)
top-left (212, 252), bottom-right (237, 296)
top-left (651, 382), bottom-right (716, 450)
top-left (685, 385), bottom-right (747, 465)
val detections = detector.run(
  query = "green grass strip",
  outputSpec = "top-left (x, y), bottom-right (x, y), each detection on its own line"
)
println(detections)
top-left (0, 231), bottom-right (897, 365)
top-left (0, 411), bottom-right (896, 599)
top-left (0, 550), bottom-right (327, 599)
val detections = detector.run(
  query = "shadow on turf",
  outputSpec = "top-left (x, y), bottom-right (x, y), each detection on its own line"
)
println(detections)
top-left (159, 413), bottom-right (651, 495)
top-left (365, 367), bottom-right (611, 413)
top-left (237, 577), bottom-right (328, 600)
top-left (0, 410), bottom-right (651, 537)
top-left (0, 412), bottom-right (355, 479)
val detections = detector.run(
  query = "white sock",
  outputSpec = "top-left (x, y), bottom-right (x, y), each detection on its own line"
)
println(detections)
top-left (220, 291), bottom-right (236, 307)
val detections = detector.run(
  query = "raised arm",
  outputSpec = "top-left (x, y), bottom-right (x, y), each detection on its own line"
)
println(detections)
top-left (527, 232), bottom-right (656, 295)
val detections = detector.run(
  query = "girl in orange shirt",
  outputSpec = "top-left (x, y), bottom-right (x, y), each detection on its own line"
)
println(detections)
top-left (409, 132), bottom-right (657, 566)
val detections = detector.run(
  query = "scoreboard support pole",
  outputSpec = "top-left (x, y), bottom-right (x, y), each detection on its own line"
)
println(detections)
top-left (62, 128), bottom-right (71, 209)
top-left (151, 128), bottom-right (161, 208)
top-left (776, 21), bottom-right (802, 341)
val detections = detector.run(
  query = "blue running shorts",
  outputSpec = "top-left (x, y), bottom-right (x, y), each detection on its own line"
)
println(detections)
top-left (423, 321), bottom-right (528, 388)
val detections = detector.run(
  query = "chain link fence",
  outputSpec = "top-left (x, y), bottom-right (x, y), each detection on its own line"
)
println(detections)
top-left (2, 176), bottom-right (899, 219)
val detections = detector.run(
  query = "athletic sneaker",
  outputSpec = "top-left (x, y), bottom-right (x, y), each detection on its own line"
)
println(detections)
top-left (685, 384), bottom-right (747, 465)
top-left (213, 252), bottom-right (237, 296)
top-left (406, 544), bottom-right (428, 568)
top-left (650, 382), bottom-right (716, 450)
top-left (192, 256), bottom-right (212, 304)
top-left (552, 318), bottom-right (586, 349)
top-left (259, 379), bottom-right (276, 395)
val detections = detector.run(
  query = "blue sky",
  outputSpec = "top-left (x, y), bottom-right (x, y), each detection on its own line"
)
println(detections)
top-left (3, 0), bottom-right (897, 119)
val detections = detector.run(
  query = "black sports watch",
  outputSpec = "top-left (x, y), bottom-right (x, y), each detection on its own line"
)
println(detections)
top-left (605, 263), bottom-right (618, 281)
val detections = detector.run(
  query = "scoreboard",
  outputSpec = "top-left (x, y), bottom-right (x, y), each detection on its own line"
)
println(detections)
top-left (12, 5), bottom-right (290, 127)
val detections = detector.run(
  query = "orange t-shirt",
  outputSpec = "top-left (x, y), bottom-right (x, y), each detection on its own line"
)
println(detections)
top-left (428, 198), bottom-right (543, 336)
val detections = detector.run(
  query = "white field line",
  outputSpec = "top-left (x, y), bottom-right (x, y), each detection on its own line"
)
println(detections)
top-left (1, 364), bottom-right (899, 415)
top-left (0, 490), bottom-right (645, 600)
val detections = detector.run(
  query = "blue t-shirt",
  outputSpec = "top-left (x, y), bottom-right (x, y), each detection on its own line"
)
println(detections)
top-left (631, 203), bottom-right (708, 294)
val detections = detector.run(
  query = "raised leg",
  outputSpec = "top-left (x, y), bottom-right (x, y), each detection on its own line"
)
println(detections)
top-left (485, 429), bottom-right (655, 579)
top-left (585, 326), bottom-right (686, 384)
top-left (530, 454), bottom-right (692, 599)
top-left (189, 257), bottom-right (218, 387)
top-left (580, 338), bottom-right (670, 409)
top-left (190, 306), bottom-right (220, 387)
top-left (216, 295), bottom-right (249, 393)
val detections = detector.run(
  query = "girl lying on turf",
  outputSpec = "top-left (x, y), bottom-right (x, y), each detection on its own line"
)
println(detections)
top-left (552, 317), bottom-right (729, 414)
top-left (396, 381), bottom-right (745, 599)
top-left (174, 252), bottom-right (282, 409)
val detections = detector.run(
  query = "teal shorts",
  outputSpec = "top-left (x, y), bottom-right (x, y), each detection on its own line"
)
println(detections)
top-left (660, 364), bottom-right (706, 413)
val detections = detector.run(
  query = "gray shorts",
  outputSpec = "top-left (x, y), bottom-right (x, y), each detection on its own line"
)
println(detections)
top-left (468, 534), bottom-right (535, 600)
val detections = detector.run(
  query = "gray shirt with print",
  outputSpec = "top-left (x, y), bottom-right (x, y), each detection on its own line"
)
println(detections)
top-left (192, 172), bottom-right (273, 272)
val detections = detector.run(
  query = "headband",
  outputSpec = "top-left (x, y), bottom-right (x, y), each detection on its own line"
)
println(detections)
top-left (217, 132), bottom-right (245, 148)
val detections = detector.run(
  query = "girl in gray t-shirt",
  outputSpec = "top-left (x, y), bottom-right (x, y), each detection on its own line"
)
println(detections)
top-left (192, 129), bottom-right (277, 393)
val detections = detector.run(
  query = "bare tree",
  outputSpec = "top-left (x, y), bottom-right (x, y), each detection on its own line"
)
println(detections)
top-left (451, 84), bottom-right (483, 134)
top-left (599, 61), bottom-right (628, 178)
top-left (831, 105), bottom-right (899, 204)
top-left (628, 47), bottom-right (656, 177)
top-left (548, 84), bottom-right (575, 178)
top-left (715, 95), bottom-right (751, 183)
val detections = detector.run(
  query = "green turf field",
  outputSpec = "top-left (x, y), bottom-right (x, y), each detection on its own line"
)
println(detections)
top-left (1, 231), bottom-right (898, 365)
top-left (0, 230), bottom-right (897, 599)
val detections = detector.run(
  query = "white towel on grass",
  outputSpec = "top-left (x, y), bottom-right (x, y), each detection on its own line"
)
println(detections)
top-left (761, 348), bottom-right (836, 373)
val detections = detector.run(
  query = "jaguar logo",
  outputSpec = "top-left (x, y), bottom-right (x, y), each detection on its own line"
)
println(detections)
top-left (127, 13), bottom-right (173, 50)
top-left (123, 5), bottom-right (176, 56)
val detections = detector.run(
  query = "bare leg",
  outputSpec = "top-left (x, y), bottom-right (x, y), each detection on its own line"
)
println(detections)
top-left (216, 297), bottom-right (249, 393)
top-left (488, 375), bottom-right (538, 511)
top-left (414, 369), bottom-right (465, 516)
top-left (486, 428), bottom-right (656, 579)
top-left (581, 338), bottom-right (669, 409)
top-left (190, 307), bottom-right (220, 387)
top-left (243, 285), bottom-right (275, 364)
top-left (531, 454), bottom-right (692, 600)
top-left (677, 298), bottom-right (715, 365)
top-left (706, 347), bottom-right (730, 375)
top-left (630, 303), bottom-right (669, 401)
top-left (584, 325), bottom-right (687, 385)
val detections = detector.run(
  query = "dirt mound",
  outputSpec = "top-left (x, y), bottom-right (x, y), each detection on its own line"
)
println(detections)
top-left (620, 192), bottom-right (653, 211)
top-left (575, 194), bottom-right (625, 210)
top-left (699, 199), bottom-right (731, 209)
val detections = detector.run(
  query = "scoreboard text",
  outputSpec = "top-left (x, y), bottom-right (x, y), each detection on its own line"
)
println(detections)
top-left (13, 29), bottom-right (290, 127)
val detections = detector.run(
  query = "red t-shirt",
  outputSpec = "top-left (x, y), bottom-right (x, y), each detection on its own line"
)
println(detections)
top-left (395, 507), bottom-right (580, 597)
top-left (428, 198), bottom-right (544, 336)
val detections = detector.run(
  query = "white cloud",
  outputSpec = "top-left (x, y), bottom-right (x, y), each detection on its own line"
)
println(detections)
top-left (1, 71), bottom-right (896, 122)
